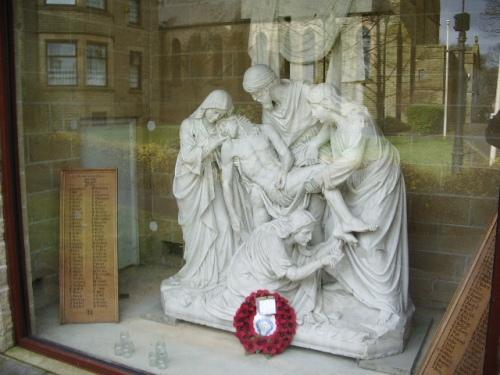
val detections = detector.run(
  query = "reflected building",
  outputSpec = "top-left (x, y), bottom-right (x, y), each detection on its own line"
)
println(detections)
top-left (14, 0), bottom-right (485, 315)
top-left (14, 0), bottom-right (162, 314)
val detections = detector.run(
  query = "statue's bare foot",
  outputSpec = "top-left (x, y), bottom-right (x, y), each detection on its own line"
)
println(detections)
top-left (376, 310), bottom-right (393, 326)
top-left (343, 218), bottom-right (377, 233)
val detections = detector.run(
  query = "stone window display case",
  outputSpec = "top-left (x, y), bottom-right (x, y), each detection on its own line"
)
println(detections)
top-left (0, 0), bottom-right (499, 374)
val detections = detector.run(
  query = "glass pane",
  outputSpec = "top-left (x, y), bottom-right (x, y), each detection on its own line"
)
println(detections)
top-left (86, 59), bottom-right (106, 86)
top-left (48, 56), bottom-right (77, 85)
top-left (86, 45), bottom-right (106, 86)
top-left (129, 66), bottom-right (139, 88)
top-left (11, 0), bottom-right (500, 373)
top-left (128, 0), bottom-right (139, 24)
top-left (87, 44), bottom-right (106, 58)
top-left (47, 42), bottom-right (76, 56)
top-left (46, 0), bottom-right (76, 4)
top-left (87, 0), bottom-right (105, 9)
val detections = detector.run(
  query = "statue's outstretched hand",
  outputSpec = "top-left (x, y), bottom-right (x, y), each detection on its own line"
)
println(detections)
top-left (320, 254), bottom-right (336, 268)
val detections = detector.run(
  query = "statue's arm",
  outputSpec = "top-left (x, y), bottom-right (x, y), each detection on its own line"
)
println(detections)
top-left (304, 123), bottom-right (330, 163)
top-left (178, 120), bottom-right (204, 174)
top-left (221, 144), bottom-right (240, 231)
top-left (321, 125), bottom-right (367, 189)
top-left (179, 120), bottom-right (225, 168)
top-left (286, 258), bottom-right (326, 281)
top-left (311, 123), bottom-right (331, 149)
top-left (262, 124), bottom-right (294, 172)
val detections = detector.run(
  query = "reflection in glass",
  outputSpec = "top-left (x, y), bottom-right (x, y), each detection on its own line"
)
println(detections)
top-left (47, 42), bottom-right (77, 86)
top-left (11, 0), bottom-right (500, 373)
top-left (86, 44), bottom-right (107, 86)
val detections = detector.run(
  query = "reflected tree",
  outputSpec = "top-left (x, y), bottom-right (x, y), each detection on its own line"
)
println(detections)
top-left (480, 0), bottom-right (500, 34)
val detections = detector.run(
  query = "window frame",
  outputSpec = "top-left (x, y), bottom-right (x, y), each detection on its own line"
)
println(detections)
top-left (46, 40), bottom-right (78, 87)
top-left (127, 0), bottom-right (140, 25)
top-left (85, 42), bottom-right (108, 87)
top-left (129, 50), bottom-right (142, 90)
top-left (86, 0), bottom-right (106, 11)
top-left (44, 0), bottom-right (77, 6)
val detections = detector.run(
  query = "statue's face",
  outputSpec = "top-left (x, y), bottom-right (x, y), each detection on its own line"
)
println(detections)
top-left (251, 88), bottom-right (273, 110)
top-left (222, 120), bottom-right (238, 138)
top-left (293, 226), bottom-right (313, 246)
top-left (205, 108), bottom-right (226, 124)
top-left (310, 103), bottom-right (330, 124)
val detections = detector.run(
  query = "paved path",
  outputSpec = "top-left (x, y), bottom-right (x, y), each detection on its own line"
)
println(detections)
top-left (0, 354), bottom-right (53, 375)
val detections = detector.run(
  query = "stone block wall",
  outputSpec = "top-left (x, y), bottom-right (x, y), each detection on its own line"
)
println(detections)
top-left (16, 0), bottom-right (161, 311)
top-left (0, 195), bottom-right (14, 351)
top-left (401, 141), bottom-right (499, 308)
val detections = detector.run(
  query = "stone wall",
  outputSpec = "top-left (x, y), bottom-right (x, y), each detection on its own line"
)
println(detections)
top-left (405, 156), bottom-right (499, 308)
top-left (16, 0), bottom-right (161, 311)
top-left (0, 195), bottom-right (14, 351)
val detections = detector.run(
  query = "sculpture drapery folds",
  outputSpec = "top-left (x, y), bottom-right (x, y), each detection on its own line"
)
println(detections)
top-left (162, 66), bottom-right (412, 359)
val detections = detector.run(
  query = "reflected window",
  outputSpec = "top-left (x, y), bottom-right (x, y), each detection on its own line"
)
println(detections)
top-left (128, 0), bottom-right (140, 25)
top-left (47, 41), bottom-right (77, 86)
top-left (87, 0), bottom-right (105, 10)
top-left (46, 0), bottom-right (76, 4)
top-left (129, 51), bottom-right (142, 89)
top-left (418, 69), bottom-right (426, 81)
top-left (171, 38), bottom-right (181, 80)
top-left (362, 26), bottom-right (371, 80)
top-left (86, 44), bottom-right (107, 86)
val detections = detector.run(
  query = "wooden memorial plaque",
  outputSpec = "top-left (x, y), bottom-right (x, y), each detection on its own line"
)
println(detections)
top-left (59, 169), bottom-right (119, 323)
top-left (418, 215), bottom-right (497, 375)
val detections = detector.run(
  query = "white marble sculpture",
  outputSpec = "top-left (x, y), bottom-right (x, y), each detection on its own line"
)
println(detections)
top-left (305, 83), bottom-right (414, 327)
top-left (161, 65), bottom-right (413, 360)
top-left (171, 90), bottom-right (235, 289)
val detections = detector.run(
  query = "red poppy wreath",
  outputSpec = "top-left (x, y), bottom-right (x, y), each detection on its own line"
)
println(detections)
top-left (233, 290), bottom-right (297, 356)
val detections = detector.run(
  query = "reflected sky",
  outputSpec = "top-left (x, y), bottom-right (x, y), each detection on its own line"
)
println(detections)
top-left (440, 0), bottom-right (499, 53)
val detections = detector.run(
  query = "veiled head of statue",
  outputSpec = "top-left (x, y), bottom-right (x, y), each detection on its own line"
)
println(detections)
top-left (243, 64), bottom-right (278, 95)
top-left (192, 90), bottom-right (233, 122)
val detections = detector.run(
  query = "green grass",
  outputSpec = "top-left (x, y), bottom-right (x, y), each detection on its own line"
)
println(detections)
top-left (149, 123), bottom-right (181, 148)
top-left (388, 135), bottom-right (453, 166)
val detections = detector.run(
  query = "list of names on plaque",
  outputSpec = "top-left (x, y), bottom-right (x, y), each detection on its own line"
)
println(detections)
top-left (418, 216), bottom-right (496, 375)
top-left (60, 169), bottom-right (118, 323)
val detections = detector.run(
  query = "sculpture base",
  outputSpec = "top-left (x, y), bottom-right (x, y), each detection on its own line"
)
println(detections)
top-left (161, 279), bottom-right (412, 360)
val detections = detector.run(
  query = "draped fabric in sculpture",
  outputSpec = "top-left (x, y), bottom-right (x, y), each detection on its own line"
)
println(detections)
top-left (307, 84), bottom-right (413, 321)
top-left (262, 80), bottom-right (320, 167)
top-left (204, 210), bottom-right (330, 321)
top-left (172, 90), bottom-right (235, 288)
top-left (165, 70), bottom-right (412, 355)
